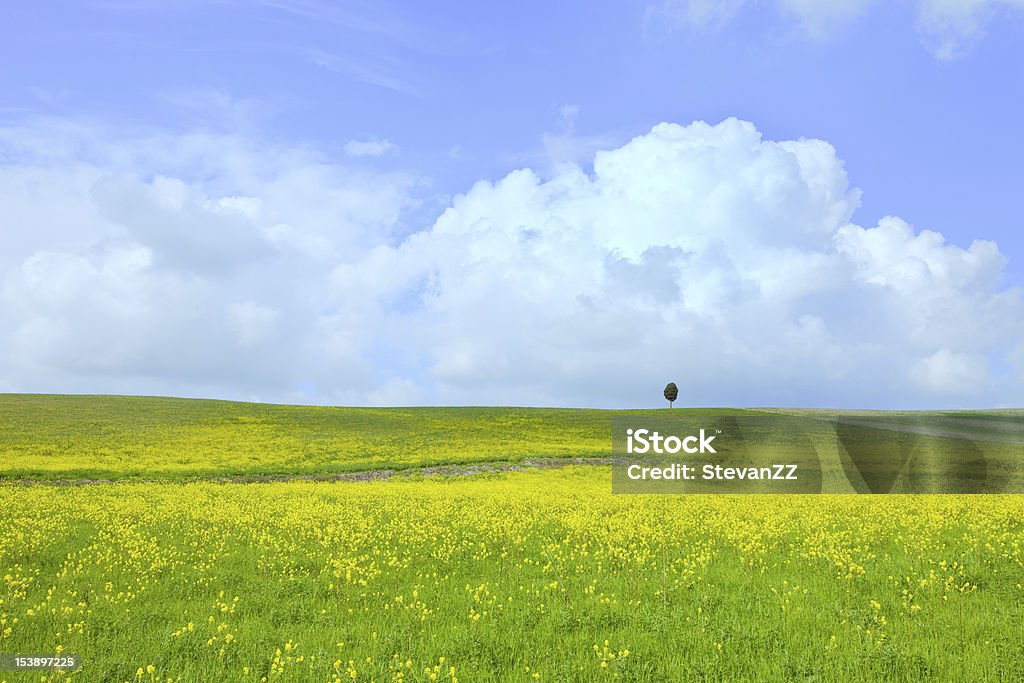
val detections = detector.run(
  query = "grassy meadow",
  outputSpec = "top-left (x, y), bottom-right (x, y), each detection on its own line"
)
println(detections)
top-left (3, 469), bottom-right (1024, 682)
top-left (0, 395), bottom-right (613, 480)
top-left (1, 395), bottom-right (1024, 682)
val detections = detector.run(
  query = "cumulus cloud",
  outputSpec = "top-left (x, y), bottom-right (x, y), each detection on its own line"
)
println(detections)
top-left (343, 138), bottom-right (400, 157)
top-left (0, 121), bottom-right (420, 403)
top-left (650, 0), bottom-right (1024, 58)
top-left (336, 118), bottom-right (1023, 407)
top-left (0, 117), bottom-right (1021, 408)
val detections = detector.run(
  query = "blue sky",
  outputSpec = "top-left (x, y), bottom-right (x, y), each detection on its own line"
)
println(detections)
top-left (1, 0), bottom-right (1023, 408)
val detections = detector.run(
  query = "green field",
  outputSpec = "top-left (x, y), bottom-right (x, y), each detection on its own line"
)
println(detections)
top-left (0, 394), bottom-right (614, 480)
top-left (3, 469), bottom-right (1024, 682)
top-left (2, 395), bottom-right (1024, 682)
top-left (2, 394), bottom-right (1022, 483)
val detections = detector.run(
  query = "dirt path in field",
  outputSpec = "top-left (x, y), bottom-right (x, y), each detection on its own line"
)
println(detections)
top-left (4, 457), bottom-right (619, 487)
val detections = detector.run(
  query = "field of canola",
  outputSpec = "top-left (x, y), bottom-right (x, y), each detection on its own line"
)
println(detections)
top-left (0, 395), bottom-right (613, 480)
top-left (3, 467), bottom-right (1024, 682)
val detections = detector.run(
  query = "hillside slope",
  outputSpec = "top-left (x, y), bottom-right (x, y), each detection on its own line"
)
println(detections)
top-left (1, 394), bottom-right (1020, 481)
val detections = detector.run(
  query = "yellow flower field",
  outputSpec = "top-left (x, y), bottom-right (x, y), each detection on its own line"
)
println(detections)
top-left (2, 467), bottom-right (1023, 681)
top-left (0, 395), bottom-right (612, 480)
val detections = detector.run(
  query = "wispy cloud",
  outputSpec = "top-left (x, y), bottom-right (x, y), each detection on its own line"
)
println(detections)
top-left (344, 138), bottom-right (400, 157)
top-left (648, 0), bottom-right (1024, 59)
top-left (307, 48), bottom-right (419, 95)
top-left (155, 88), bottom-right (273, 131)
top-left (253, 0), bottom-right (412, 40)
top-left (88, 0), bottom-right (423, 94)
top-left (507, 105), bottom-right (623, 172)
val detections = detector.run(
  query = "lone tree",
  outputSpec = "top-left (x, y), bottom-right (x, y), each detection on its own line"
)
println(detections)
top-left (663, 382), bottom-right (678, 408)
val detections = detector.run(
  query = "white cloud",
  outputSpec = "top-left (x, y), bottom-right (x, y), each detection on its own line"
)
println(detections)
top-left (1011, 340), bottom-right (1024, 382)
top-left (344, 138), bottom-right (400, 157)
top-left (917, 0), bottom-right (1024, 59)
top-left (365, 377), bottom-right (426, 407)
top-left (338, 118), bottom-right (1022, 407)
top-left (229, 302), bottom-right (280, 347)
top-left (157, 88), bottom-right (269, 130)
top-left (0, 120), bottom-right (419, 402)
top-left (650, 0), bottom-right (1024, 57)
top-left (910, 348), bottom-right (988, 394)
top-left (308, 49), bottom-right (419, 96)
top-left (529, 105), bottom-right (629, 174)
top-left (557, 104), bottom-right (581, 132)
top-left (778, 0), bottom-right (877, 37)
top-left (0, 117), bottom-right (1021, 408)
top-left (648, 0), bottom-right (750, 31)
top-left (651, 0), bottom-right (877, 37)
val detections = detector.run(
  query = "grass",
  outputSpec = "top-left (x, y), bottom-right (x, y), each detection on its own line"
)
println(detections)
top-left (1, 394), bottom-right (1021, 483)
top-left (2, 394), bottom-right (1024, 681)
top-left (2, 467), bottom-right (1024, 682)
top-left (0, 394), bottom-right (615, 480)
